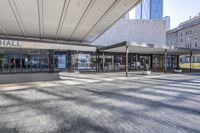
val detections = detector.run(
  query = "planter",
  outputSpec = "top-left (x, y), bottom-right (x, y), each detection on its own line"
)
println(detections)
top-left (142, 71), bottom-right (151, 75)
top-left (174, 69), bottom-right (182, 73)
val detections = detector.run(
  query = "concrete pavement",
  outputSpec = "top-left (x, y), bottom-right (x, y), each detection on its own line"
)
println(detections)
top-left (0, 72), bottom-right (200, 133)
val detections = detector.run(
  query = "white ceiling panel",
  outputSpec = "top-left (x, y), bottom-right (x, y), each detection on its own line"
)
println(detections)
top-left (14, 0), bottom-right (40, 38)
top-left (70, 0), bottom-right (117, 41)
top-left (58, 0), bottom-right (92, 40)
top-left (43, 0), bottom-right (66, 39)
top-left (0, 0), bottom-right (22, 36)
top-left (0, 0), bottom-right (141, 43)
top-left (84, 0), bottom-right (140, 42)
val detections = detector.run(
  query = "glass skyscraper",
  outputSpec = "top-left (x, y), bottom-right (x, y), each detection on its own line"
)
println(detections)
top-left (135, 0), bottom-right (163, 20)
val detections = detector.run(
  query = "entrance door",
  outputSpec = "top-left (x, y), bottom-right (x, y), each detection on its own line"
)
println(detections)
top-left (0, 55), bottom-right (9, 73)
top-left (0, 55), bottom-right (3, 73)
top-left (21, 55), bottom-right (32, 72)
top-left (10, 56), bottom-right (22, 73)
top-left (31, 55), bottom-right (40, 72)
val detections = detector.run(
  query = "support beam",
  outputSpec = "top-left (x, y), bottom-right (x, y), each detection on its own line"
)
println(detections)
top-left (164, 49), bottom-right (167, 74)
top-left (95, 51), bottom-right (98, 72)
top-left (102, 52), bottom-right (105, 71)
top-left (135, 54), bottom-right (138, 70)
top-left (150, 54), bottom-right (153, 69)
top-left (37, 0), bottom-right (44, 39)
top-left (177, 55), bottom-right (180, 67)
top-left (49, 50), bottom-right (54, 73)
top-left (9, 0), bottom-right (27, 37)
top-left (114, 55), bottom-right (116, 71)
top-left (126, 45), bottom-right (129, 77)
top-left (190, 51), bottom-right (192, 72)
top-left (67, 51), bottom-right (72, 72)
top-left (112, 55), bottom-right (114, 71)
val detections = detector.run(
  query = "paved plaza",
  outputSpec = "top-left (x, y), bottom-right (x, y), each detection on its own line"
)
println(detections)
top-left (0, 72), bottom-right (200, 133)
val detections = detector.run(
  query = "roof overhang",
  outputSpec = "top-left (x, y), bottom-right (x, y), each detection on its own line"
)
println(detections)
top-left (0, 0), bottom-right (141, 43)
top-left (99, 41), bottom-right (200, 55)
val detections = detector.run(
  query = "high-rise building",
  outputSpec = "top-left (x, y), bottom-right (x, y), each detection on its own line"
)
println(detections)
top-left (135, 0), bottom-right (163, 20)
top-left (163, 16), bottom-right (171, 31)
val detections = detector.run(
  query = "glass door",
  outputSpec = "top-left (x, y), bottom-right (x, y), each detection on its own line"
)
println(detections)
top-left (0, 55), bottom-right (10, 73)
top-left (31, 55), bottom-right (40, 72)
top-left (0, 55), bottom-right (3, 73)
top-left (40, 54), bottom-right (49, 72)
top-left (22, 55), bottom-right (32, 72)
top-left (9, 55), bottom-right (23, 73)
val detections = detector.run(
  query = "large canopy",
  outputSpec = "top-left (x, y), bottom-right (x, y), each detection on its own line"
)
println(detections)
top-left (0, 0), bottom-right (140, 43)
top-left (99, 41), bottom-right (200, 55)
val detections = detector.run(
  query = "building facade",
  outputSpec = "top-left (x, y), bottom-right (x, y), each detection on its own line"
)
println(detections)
top-left (166, 15), bottom-right (200, 62)
top-left (135, 0), bottom-right (163, 20)
top-left (92, 19), bottom-right (170, 72)
top-left (167, 16), bottom-right (200, 48)
top-left (93, 19), bottom-right (166, 46)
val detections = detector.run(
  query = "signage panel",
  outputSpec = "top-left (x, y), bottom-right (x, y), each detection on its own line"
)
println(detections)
top-left (58, 55), bottom-right (66, 69)
top-left (0, 40), bottom-right (21, 47)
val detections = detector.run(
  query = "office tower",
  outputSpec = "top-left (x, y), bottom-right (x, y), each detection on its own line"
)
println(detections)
top-left (163, 16), bottom-right (171, 30)
top-left (135, 0), bottom-right (163, 20)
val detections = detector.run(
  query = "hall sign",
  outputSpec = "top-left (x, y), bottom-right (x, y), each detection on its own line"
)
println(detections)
top-left (0, 40), bottom-right (21, 47)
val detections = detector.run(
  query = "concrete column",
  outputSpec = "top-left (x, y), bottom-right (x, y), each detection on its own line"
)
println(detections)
top-left (95, 51), bottom-right (98, 72)
top-left (114, 55), bottom-right (116, 71)
top-left (102, 52), bottom-right (105, 71)
top-left (97, 51), bottom-right (100, 71)
top-left (112, 55), bottom-right (114, 70)
top-left (126, 45), bottom-right (129, 77)
top-left (190, 51), bottom-right (192, 72)
top-left (67, 51), bottom-right (72, 72)
top-left (164, 49), bottom-right (167, 74)
top-left (49, 50), bottom-right (54, 73)
top-left (177, 55), bottom-right (180, 67)
top-left (150, 54), bottom-right (153, 69)
top-left (135, 54), bottom-right (138, 70)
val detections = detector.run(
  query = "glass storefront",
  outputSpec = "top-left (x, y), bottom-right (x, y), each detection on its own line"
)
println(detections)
top-left (0, 47), bottom-right (180, 74)
top-left (97, 53), bottom-right (179, 72)
top-left (0, 48), bottom-right (49, 73)
top-left (71, 52), bottom-right (96, 71)
top-left (153, 55), bottom-right (178, 70)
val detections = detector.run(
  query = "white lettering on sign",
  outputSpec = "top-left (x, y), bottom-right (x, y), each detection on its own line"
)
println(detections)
top-left (0, 40), bottom-right (21, 47)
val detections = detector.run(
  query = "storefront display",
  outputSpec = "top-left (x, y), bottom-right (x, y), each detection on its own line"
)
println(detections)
top-left (0, 49), bottom-right (49, 73)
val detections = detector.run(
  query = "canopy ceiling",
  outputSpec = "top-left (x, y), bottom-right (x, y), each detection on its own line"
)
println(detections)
top-left (0, 0), bottom-right (140, 43)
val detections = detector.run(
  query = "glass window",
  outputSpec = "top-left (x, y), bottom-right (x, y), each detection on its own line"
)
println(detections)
top-left (195, 42), bottom-right (198, 47)
top-left (71, 52), bottom-right (96, 71)
top-left (54, 51), bottom-right (68, 71)
top-left (0, 48), bottom-right (49, 73)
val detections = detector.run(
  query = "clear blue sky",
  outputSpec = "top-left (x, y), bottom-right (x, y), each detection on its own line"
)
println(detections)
top-left (164, 0), bottom-right (200, 29)
top-left (130, 0), bottom-right (200, 29)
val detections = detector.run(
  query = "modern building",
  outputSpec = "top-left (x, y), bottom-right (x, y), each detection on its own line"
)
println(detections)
top-left (166, 15), bottom-right (200, 63)
top-left (0, 0), bottom-right (141, 74)
top-left (163, 16), bottom-right (171, 31)
top-left (93, 18), bottom-right (200, 73)
top-left (0, 0), bottom-right (199, 75)
top-left (93, 19), bottom-right (166, 46)
top-left (135, 0), bottom-right (163, 20)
